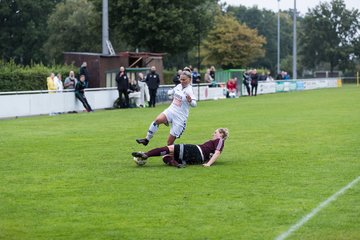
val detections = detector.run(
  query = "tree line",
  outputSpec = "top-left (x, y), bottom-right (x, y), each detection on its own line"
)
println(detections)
top-left (1, 0), bottom-right (359, 76)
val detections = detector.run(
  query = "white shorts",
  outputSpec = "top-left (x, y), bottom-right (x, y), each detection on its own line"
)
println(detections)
top-left (162, 109), bottom-right (187, 138)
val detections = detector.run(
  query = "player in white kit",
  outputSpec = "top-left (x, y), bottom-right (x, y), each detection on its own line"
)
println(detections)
top-left (136, 67), bottom-right (197, 146)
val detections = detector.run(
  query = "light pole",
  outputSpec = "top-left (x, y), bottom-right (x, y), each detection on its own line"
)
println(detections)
top-left (197, 8), bottom-right (201, 101)
top-left (277, 0), bottom-right (281, 75)
top-left (292, 0), bottom-right (297, 79)
top-left (102, 0), bottom-right (109, 55)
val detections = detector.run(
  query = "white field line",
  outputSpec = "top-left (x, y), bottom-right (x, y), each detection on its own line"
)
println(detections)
top-left (275, 176), bottom-right (360, 240)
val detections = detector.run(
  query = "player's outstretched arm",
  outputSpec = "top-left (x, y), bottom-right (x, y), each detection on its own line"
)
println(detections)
top-left (203, 150), bottom-right (221, 167)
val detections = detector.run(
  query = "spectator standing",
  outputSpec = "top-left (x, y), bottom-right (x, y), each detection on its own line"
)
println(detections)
top-left (115, 66), bottom-right (130, 108)
top-left (47, 72), bottom-right (56, 93)
top-left (276, 72), bottom-right (283, 80)
top-left (54, 73), bottom-right (64, 93)
top-left (242, 70), bottom-right (251, 96)
top-left (210, 66), bottom-right (216, 81)
top-left (132, 128), bottom-right (229, 168)
top-left (192, 67), bottom-right (201, 84)
top-left (172, 69), bottom-right (182, 86)
top-left (75, 75), bottom-right (93, 112)
top-left (204, 68), bottom-right (215, 87)
top-left (137, 72), bottom-right (150, 107)
top-left (250, 69), bottom-right (259, 96)
top-left (145, 66), bottom-right (160, 108)
top-left (136, 67), bottom-right (196, 146)
top-left (79, 62), bottom-right (89, 88)
top-left (283, 72), bottom-right (290, 80)
top-left (64, 71), bottom-right (78, 89)
top-left (266, 72), bottom-right (274, 81)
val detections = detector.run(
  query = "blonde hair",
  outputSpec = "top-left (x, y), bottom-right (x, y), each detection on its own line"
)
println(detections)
top-left (217, 128), bottom-right (229, 140)
top-left (181, 66), bottom-right (192, 79)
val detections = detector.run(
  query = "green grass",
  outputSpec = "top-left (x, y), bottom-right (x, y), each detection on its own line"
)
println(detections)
top-left (0, 86), bottom-right (359, 240)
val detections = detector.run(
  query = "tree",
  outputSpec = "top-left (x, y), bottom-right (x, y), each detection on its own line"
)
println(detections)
top-left (299, 0), bottom-right (360, 72)
top-left (101, 0), bottom-right (218, 54)
top-left (0, 0), bottom-right (62, 65)
top-left (43, 0), bottom-right (101, 64)
top-left (202, 14), bottom-right (266, 69)
top-left (226, 5), bottom-right (295, 73)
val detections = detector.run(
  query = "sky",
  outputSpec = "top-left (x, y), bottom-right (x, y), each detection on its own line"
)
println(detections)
top-left (220, 0), bottom-right (359, 15)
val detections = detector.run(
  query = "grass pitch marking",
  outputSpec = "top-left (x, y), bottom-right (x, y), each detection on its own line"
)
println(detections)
top-left (275, 176), bottom-right (360, 240)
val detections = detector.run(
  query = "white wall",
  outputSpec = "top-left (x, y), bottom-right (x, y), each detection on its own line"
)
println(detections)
top-left (240, 78), bottom-right (340, 96)
top-left (0, 89), bottom-right (116, 118)
top-left (0, 86), bottom-right (225, 119)
top-left (0, 79), bottom-right (340, 119)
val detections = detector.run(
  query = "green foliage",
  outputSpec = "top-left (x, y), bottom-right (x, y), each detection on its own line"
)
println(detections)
top-left (1, 86), bottom-right (360, 239)
top-left (163, 52), bottom-right (190, 70)
top-left (202, 15), bottom-right (266, 69)
top-left (299, 0), bottom-right (360, 72)
top-left (43, 0), bottom-right (101, 64)
top-left (106, 0), bottom-right (218, 54)
top-left (227, 5), bottom-right (297, 73)
top-left (0, 60), bottom-right (75, 91)
top-left (2, 0), bottom-right (359, 75)
top-left (0, 0), bottom-right (62, 65)
top-left (163, 69), bottom-right (176, 85)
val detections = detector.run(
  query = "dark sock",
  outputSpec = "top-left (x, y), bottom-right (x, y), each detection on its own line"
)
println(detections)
top-left (146, 146), bottom-right (170, 157)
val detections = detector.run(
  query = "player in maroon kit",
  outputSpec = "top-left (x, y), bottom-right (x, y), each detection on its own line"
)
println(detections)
top-left (132, 128), bottom-right (229, 168)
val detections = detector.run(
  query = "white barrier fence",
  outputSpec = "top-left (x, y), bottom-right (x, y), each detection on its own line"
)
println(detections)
top-left (0, 85), bottom-right (225, 119)
top-left (240, 78), bottom-right (340, 96)
top-left (0, 89), bottom-right (116, 118)
top-left (0, 78), bottom-right (340, 119)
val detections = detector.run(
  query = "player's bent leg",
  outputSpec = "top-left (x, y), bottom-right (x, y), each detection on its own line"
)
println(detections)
top-left (154, 113), bottom-right (168, 125)
top-left (162, 154), bottom-right (182, 167)
top-left (168, 121), bottom-right (185, 145)
top-left (138, 113), bottom-right (168, 144)
top-left (136, 121), bottom-right (160, 146)
top-left (167, 135), bottom-right (176, 145)
top-left (145, 146), bottom-right (170, 157)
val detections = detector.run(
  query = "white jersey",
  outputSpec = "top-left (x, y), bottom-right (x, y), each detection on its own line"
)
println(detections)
top-left (165, 84), bottom-right (196, 121)
top-left (162, 84), bottom-right (196, 138)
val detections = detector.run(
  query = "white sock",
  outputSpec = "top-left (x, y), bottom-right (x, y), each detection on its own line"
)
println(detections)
top-left (146, 121), bottom-right (159, 140)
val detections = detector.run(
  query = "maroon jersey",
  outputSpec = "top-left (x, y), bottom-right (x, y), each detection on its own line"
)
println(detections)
top-left (198, 138), bottom-right (225, 161)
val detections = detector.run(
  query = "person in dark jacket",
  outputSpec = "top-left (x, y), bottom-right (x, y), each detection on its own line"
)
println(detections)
top-left (79, 62), bottom-right (90, 88)
top-left (210, 66), bottom-right (216, 81)
top-left (172, 69), bottom-right (182, 86)
top-left (242, 70), bottom-right (251, 96)
top-left (115, 66), bottom-right (130, 108)
top-left (145, 66), bottom-right (160, 107)
top-left (75, 75), bottom-right (93, 112)
top-left (192, 67), bottom-right (201, 84)
top-left (250, 69), bottom-right (259, 96)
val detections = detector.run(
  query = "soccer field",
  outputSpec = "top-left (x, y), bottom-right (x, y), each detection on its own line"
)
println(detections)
top-left (1, 86), bottom-right (359, 239)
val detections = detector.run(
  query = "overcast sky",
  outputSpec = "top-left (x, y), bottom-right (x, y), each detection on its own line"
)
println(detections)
top-left (220, 0), bottom-right (359, 15)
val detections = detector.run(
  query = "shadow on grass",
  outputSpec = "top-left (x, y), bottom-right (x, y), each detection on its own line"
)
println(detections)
top-left (132, 160), bottom-right (228, 169)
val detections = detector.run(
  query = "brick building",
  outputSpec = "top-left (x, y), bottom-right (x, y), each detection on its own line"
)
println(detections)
top-left (64, 51), bottom-right (165, 88)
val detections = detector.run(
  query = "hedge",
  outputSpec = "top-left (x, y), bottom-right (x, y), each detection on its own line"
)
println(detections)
top-left (0, 60), bottom-right (75, 92)
top-left (0, 61), bottom-right (214, 92)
